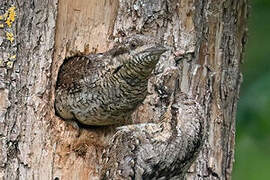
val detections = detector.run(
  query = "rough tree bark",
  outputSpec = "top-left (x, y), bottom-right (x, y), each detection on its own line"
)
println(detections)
top-left (0, 0), bottom-right (247, 180)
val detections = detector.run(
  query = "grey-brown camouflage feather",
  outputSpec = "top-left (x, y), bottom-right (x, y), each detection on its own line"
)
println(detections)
top-left (55, 38), bottom-right (166, 125)
top-left (54, 36), bottom-right (208, 179)
top-left (100, 93), bottom-right (207, 180)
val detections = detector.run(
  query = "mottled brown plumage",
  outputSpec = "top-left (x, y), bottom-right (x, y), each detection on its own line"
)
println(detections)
top-left (55, 37), bottom-right (167, 125)
top-left (54, 36), bottom-right (207, 180)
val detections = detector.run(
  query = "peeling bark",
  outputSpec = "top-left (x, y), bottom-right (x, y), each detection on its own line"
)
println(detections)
top-left (0, 0), bottom-right (247, 179)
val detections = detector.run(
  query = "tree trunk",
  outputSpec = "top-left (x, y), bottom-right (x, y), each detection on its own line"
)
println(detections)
top-left (0, 0), bottom-right (247, 180)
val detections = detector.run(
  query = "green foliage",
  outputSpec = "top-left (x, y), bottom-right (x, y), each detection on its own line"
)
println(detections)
top-left (252, 0), bottom-right (270, 6)
top-left (234, 135), bottom-right (270, 180)
top-left (233, 1), bottom-right (270, 179)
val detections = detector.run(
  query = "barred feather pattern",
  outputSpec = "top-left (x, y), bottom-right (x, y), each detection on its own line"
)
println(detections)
top-left (55, 46), bottom-right (167, 125)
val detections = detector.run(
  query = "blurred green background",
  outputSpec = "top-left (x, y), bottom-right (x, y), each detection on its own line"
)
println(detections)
top-left (233, 0), bottom-right (270, 179)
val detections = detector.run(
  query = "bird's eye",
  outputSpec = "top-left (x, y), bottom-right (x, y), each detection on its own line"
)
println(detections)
top-left (130, 40), bottom-right (138, 49)
top-left (130, 43), bottom-right (136, 49)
